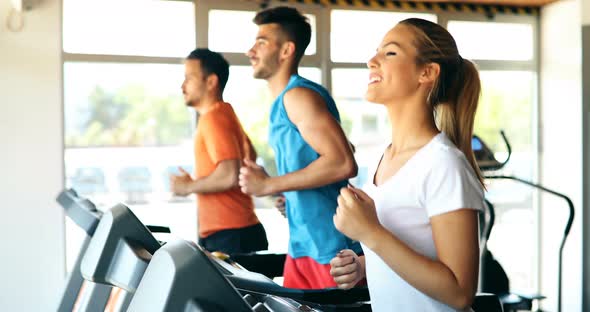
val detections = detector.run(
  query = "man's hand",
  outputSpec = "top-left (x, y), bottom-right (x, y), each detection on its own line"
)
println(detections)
top-left (239, 158), bottom-right (271, 196)
top-left (329, 249), bottom-right (365, 289)
top-left (170, 167), bottom-right (195, 197)
top-left (274, 194), bottom-right (286, 217)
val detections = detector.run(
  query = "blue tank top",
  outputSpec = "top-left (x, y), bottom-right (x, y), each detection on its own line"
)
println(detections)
top-left (268, 74), bottom-right (362, 264)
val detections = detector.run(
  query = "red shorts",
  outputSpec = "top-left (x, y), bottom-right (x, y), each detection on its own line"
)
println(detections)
top-left (283, 255), bottom-right (337, 289)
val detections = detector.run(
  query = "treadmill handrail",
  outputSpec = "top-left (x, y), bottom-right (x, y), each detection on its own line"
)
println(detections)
top-left (484, 175), bottom-right (574, 312)
top-left (56, 188), bottom-right (102, 236)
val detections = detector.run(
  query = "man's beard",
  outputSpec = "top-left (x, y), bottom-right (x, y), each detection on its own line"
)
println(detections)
top-left (253, 58), bottom-right (278, 80)
top-left (253, 67), bottom-right (271, 79)
top-left (185, 99), bottom-right (195, 107)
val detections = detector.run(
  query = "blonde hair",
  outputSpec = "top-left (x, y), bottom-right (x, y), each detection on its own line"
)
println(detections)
top-left (400, 18), bottom-right (484, 187)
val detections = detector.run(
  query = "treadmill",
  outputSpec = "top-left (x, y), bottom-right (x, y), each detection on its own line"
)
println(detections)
top-left (56, 189), bottom-right (121, 312)
top-left (128, 233), bottom-right (503, 312)
top-left (67, 134), bottom-right (528, 312)
top-left (56, 189), bottom-right (169, 312)
top-left (472, 132), bottom-right (574, 312)
top-left (68, 196), bottom-right (369, 312)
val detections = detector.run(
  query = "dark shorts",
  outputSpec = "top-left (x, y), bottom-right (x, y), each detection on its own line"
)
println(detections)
top-left (198, 222), bottom-right (268, 255)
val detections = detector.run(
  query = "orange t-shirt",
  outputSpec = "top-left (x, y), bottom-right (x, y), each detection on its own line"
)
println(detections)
top-left (195, 102), bottom-right (259, 238)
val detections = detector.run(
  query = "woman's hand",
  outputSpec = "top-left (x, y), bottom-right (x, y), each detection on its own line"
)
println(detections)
top-left (329, 249), bottom-right (365, 289)
top-left (333, 185), bottom-right (382, 243)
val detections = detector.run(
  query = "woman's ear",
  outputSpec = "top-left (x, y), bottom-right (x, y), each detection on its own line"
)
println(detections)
top-left (419, 62), bottom-right (440, 84)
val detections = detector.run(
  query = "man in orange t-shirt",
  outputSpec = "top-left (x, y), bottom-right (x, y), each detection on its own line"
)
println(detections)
top-left (170, 48), bottom-right (268, 254)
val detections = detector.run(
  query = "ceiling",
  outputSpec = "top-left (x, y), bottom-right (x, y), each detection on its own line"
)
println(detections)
top-left (245, 0), bottom-right (562, 10)
top-left (406, 0), bottom-right (560, 7)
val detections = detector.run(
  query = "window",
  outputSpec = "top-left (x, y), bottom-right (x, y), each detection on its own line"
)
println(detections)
top-left (448, 21), bottom-right (534, 61)
top-left (62, 0), bottom-right (197, 272)
top-left (63, 0), bottom-right (195, 57)
top-left (209, 10), bottom-right (317, 55)
top-left (475, 71), bottom-right (536, 175)
top-left (63, 62), bottom-right (195, 206)
top-left (362, 115), bottom-right (378, 132)
top-left (331, 10), bottom-right (436, 62)
top-left (475, 71), bottom-right (537, 292)
top-left (64, 63), bottom-right (192, 148)
top-left (208, 10), bottom-right (258, 54)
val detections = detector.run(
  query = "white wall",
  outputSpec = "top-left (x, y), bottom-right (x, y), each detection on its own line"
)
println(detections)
top-left (540, 1), bottom-right (583, 311)
top-left (0, 0), bottom-right (65, 311)
top-left (581, 0), bottom-right (590, 311)
top-left (583, 0), bottom-right (590, 24)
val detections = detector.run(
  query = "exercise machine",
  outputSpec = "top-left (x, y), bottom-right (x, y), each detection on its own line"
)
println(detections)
top-left (56, 189), bottom-right (121, 312)
top-left (56, 189), bottom-right (169, 312)
top-left (129, 238), bottom-right (503, 312)
top-left (473, 132), bottom-right (575, 312)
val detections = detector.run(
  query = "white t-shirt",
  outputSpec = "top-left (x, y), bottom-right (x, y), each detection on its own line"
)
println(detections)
top-left (362, 133), bottom-right (484, 312)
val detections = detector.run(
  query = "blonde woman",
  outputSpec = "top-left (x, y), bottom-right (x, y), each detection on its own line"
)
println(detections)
top-left (330, 18), bottom-right (485, 312)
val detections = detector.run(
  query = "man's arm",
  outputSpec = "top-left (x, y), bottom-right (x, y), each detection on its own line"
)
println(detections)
top-left (171, 159), bottom-right (240, 196)
top-left (261, 87), bottom-right (357, 195)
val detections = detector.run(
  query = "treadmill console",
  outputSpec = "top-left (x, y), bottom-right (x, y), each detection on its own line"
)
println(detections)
top-left (473, 132), bottom-right (510, 171)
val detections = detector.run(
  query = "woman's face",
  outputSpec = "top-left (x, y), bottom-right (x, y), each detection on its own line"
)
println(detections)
top-left (365, 24), bottom-right (424, 106)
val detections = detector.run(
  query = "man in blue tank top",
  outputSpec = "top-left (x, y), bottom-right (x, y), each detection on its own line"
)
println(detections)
top-left (239, 6), bottom-right (363, 289)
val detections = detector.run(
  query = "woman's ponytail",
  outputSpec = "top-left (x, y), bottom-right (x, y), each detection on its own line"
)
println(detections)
top-left (437, 59), bottom-right (484, 188)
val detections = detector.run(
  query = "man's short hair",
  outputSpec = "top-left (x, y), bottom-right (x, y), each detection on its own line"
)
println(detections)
top-left (187, 48), bottom-right (230, 92)
top-left (253, 6), bottom-right (311, 65)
